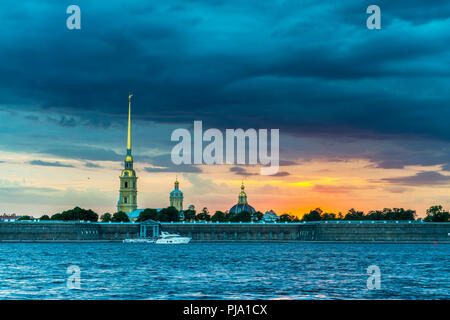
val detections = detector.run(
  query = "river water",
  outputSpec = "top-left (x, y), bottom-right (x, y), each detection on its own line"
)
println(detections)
top-left (0, 242), bottom-right (448, 299)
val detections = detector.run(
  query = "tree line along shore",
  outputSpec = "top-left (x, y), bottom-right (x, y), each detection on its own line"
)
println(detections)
top-left (12, 205), bottom-right (450, 223)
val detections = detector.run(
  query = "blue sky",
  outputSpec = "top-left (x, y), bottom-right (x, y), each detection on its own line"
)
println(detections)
top-left (0, 0), bottom-right (449, 216)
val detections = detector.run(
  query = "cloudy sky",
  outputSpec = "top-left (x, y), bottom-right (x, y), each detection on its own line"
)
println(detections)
top-left (1, 0), bottom-right (449, 217)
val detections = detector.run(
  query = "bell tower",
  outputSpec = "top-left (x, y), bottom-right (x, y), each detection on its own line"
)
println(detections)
top-left (117, 94), bottom-right (138, 213)
top-left (169, 177), bottom-right (184, 212)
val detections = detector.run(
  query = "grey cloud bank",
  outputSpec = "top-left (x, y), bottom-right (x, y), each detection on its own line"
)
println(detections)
top-left (0, 0), bottom-right (449, 178)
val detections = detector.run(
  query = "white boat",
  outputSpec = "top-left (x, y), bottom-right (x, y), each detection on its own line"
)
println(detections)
top-left (123, 238), bottom-right (155, 244)
top-left (155, 231), bottom-right (191, 244)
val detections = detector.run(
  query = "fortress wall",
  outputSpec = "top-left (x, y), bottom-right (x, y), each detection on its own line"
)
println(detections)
top-left (314, 222), bottom-right (450, 242)
top-left (0, 222), bottom-right (139, 241)
top-left (0, 222), bottom-right (98, 241)
top-left (97, 223), bottom-right (140, 240)
top-left (0, 221), bottom-right (449, 243)
top-left (161, 222), bottom-right (450, 243)
top-left (160, 223), bottom-right (317, 241)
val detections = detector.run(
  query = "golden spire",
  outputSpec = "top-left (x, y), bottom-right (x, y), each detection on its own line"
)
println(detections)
top-left (238, 180), bottom-right (247, 204)
top-left (127, 93), bottom-right (133, 151)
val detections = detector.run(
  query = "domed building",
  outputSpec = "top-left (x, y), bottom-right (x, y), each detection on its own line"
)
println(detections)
top-left (169, 178), bottom-right (183, 212)
top-left (229, 182), bottom-right (256, 215)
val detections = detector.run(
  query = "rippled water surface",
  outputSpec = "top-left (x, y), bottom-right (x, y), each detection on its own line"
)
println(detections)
top-left (0, 243), bottom-right (448, 299)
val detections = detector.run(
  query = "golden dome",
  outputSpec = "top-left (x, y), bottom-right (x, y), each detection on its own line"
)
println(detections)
top-left (125, 155), bottom-right (133, 162)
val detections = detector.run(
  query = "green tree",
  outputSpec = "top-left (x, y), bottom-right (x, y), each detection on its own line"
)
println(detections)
top-left (402, 209), bottom-right (416, 220)
top-left (100, 213), bottom-right (112, 222)
top-left (112, 211), bottom-right (130, 222)
top-left (158, 206), bottom-right (179, 222)
top-left (136, 208), bottom-right (158, 222)
top-left (40, 215), bottom-right (50, 221)
top-left (51, 213), bottom-right (63, 220)
top-left (321, 212), bottom-right (337, 220)
top-left (211, 211), bottom-right (226, 222)
top-left (366, 210), bottom-right (383, 220)
top-left (18, 215), bottom-right (33, 220)
top-left (228, 211), bottom-right (252, 222)
top-left (302, 208), bottom-right (323, 221)
top-left (389, 208), bottom-right (416, 220)
top-left (196, 207), bottom-right (211, 221)
top-left (382, 208), bottom-right (395, 220)
top-left (254, 211), bottom-right (264, 222)
top-left (156, 212), bottom-right (170, 222)
top-left (344, 208), bottom-right (364, 220)
top-left (279, 214), bottom-right (294, 222)
top-left (424, 205), bottom-right (450, 222)
top-left (50, 207), bottom-right (98, 222)
top-left (184, 209), bottom-right (196, 221)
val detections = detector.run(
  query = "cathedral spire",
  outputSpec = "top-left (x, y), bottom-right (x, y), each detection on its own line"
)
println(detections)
top-left (175, 176), bottom-right (179, 190)
top-left (238, 181), bottom-right (247, 204)
top-left (118, 93), bottom-right (138, 214)
top-left (127, 93), bottom-right (133, 153)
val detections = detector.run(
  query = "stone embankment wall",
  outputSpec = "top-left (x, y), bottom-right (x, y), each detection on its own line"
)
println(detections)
top-left (0, 222), bottom-right (139, 241)
top-left (0, 221), bottom-right (449, 243)
top-left (161, 222), bottom-right (450, 243)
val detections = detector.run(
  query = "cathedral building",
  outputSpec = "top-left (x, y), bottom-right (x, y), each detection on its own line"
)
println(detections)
top-left (169, 178), bottom-right (184, 212)
top-left (229, 182), bottom-right (256, 215)
top-left (117, 94), bottom-right (138, 213)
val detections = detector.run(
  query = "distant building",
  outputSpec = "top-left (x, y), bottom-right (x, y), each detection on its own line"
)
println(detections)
top-left (263, 210), bottom-right (279, 223)
top-left (229, 182), bottom-right (256, 215)
top-left (126, 209), bottom-right (144, 222)
top-left (117, 94), bottom-right (138, 214)
top-left (126, 208), bottom-right (166, 222)
top-left (169, 178), bottom-right (183, 212)
top-left (0, 214), bottom-right (23, 221)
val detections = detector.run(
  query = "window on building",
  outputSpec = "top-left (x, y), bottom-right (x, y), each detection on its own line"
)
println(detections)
top-left (124, 182), bottom-right (128, 188)
top-left (124, 197), bottom-right (128, 204)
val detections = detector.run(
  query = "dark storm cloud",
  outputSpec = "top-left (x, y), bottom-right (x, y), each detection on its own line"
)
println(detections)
top-left (366, 141), bottom-right (450, 170)
top-left (1, 0), bottom-right (450, 174)
top-left (41, 146), bottom-right (122, 162)
top-left (229, 166), bottom-right (290, 177)
top-left (271, 171), bottom-right (290, 177)
top-left (335, 1), bottom-right (450, 26)
top-left (144, 165), bottom-right (201, 173)
top-left (143, 153), bottom-right (202, 173)
top-left (28, 160), bottom-right (74, 168)
top-left (381, 171), bottom-right (450, 186)
top-left (47, 116), bottom-right (78, 128)
top-left (229, 166), bottom-right (258, 176)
